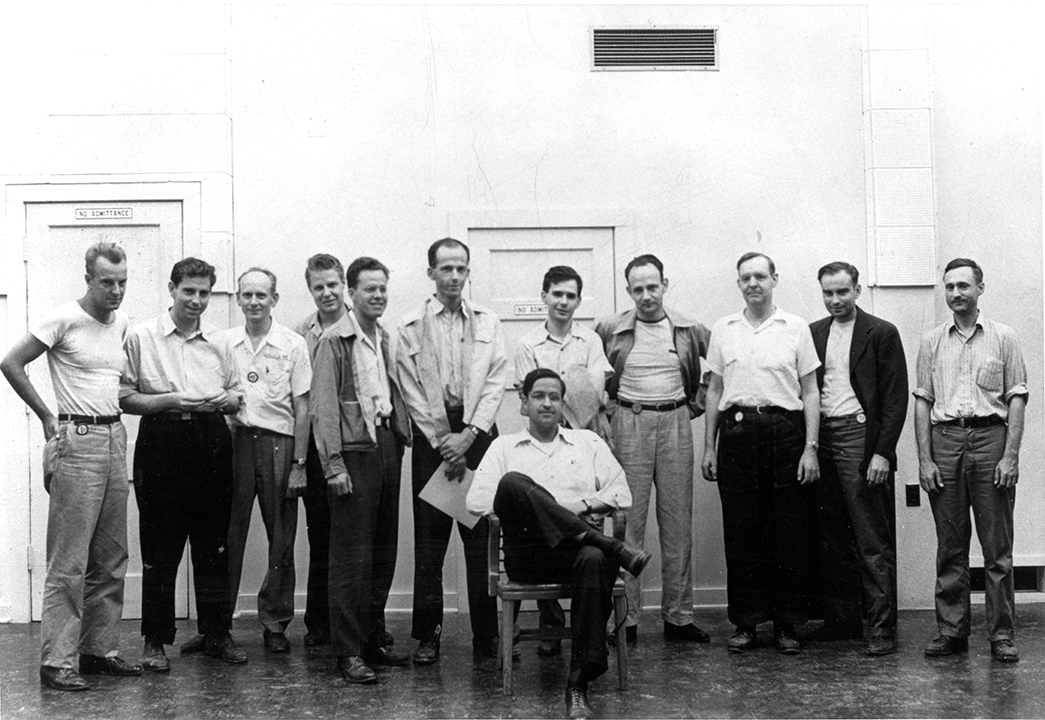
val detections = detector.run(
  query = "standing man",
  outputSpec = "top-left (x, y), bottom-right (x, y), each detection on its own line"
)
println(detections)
top-left (810, 261), bottom-right (908, 656)
top-left (702, 252), bottom-right (821, 655)
top-left (915, 258), bottom-right (1027, 663)
top-left (311, 257), bottom-right (413, 684)
top-left (467, 368), bottom-right (649, 720)
top-left (293, 253), bottom-right (348, 647)
top-left (224, 268), bottom-right (311, 653)
top-left (514, 264), bottom-right (613, 655)
top-left (397, 237), bottom-right (507, 664)
top-left (120, 257), bottom-right (246, 671)
top-left (2, 243), bottom-right (142, 691)
top-left (595, 254), bottom-right (711, 644)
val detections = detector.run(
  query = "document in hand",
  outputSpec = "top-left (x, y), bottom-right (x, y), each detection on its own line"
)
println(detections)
top-left (418, 461), bottom-right (480, 529)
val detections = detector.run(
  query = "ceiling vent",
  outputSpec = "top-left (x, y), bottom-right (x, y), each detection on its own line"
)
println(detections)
top-left (591, 27), bottom-right (718, 71)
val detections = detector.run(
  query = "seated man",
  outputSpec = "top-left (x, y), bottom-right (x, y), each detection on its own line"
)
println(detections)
top-left (467, 368), bottom-right (650, 720)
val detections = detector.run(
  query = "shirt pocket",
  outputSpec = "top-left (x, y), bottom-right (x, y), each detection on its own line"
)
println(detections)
top-left (264, 359), bottom-right (293, 399)
top-left (339, 400), bottom-right (369, 445)
top-left (976, 357), bottom-right (1004, 393)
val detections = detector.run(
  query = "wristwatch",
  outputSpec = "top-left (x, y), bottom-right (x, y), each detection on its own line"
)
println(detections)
top-left (467, 425), bottom-right (481, 437)
top-left (805, 441), bottom-right (819, 451)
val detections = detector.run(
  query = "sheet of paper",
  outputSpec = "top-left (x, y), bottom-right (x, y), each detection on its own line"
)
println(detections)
top-left (419, 462), bottom-right (479, 529)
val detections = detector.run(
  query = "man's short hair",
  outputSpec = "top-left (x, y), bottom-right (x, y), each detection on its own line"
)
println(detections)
top-left (736, 251), bottom-right (776, 275)
top-left (817, 261), bottom-right (859, 286)
top-left (623, 254), bottom-right (664, 284)
top-left (170, 257), bottom-right (216, 288)
top-left (305, 253), bottom-right (344, 284)
top-left (427, 237), bottom-right (470, 268)
top-left (85, 242), bottom-right (127, 277)
top-left (237, 266), bottom-right (278, 295)
top-left (542, 265), bottom-right (583, 296)
top-left (346, 256), bottom-right (390, 289)
top-left (943, 257), bottom-right (983, 284)
top-left (521, 367), bottom-right (566, 397)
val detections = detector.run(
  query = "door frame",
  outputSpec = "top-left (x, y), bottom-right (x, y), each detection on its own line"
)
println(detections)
top-left (0, 180), bottom-right (202, 623)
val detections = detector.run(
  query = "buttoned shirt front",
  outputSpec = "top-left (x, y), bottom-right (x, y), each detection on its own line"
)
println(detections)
top-left (351, 310), bottom-right (393, 418)
top-left (706, 307), bottom-right (820, 411)
top-left (429, 297), bottom-right (466, 406)
top-left (467, 426), bottom-right (632, 516)
top-left (914, 313), bottom-right (1028, 424)
top-left (227, 319), bottom-right (312, 436)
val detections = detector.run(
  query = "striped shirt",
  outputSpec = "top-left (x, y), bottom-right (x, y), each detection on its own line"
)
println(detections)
top-left (913, 314), bottom-right (1028, 424)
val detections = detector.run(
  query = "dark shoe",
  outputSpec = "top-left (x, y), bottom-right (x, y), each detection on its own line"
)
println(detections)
top-left (413, 625), bottom-right (441, 666)
top-left (865, 636), bottom-right (898, 656)
top-left (79, 654), bottom-right (143, 676)
top-left (363, 645), bottom-right (411, 667)
top-left (336, 656), bottom-right (378, 685)
top-left (924, 634), bottom-right (968, 657)
top-left (381, 630), bottom-right (395, 647)
top-left (664, 622), bottom-right (711, 643)
top-left (566, 684), bottom-right (594, 720)
top-left (205, 634), bottom-right (248, 664)
top-left (303, 630), bottom-right (330, 647)
top-left (179, 633), bottom-right (207, 654)
top-left (991, 639), bottom-right (1020, 663)
top-left (809, 621), bottom-right (864, 642)
top-left (263, 629), bottom-right (291, 653)
top-left (472, 636), bottom-right (499, 659)
top-left (537, 638), bottom-right (562, 656)
top-left (775, 625), bottom-right (801, 655)
top-left (625, 625), bottom-right (638, 644)
top-left (617, 544), bottom-right (652, 578)
top-left (40, 666), bottom-right (90, 691)
top-left (728, 626), bottom-right (757, 653)
top-left (142, 640), bottom-right (170, 673)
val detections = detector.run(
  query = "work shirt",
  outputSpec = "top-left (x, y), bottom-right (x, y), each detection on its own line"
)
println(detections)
top-left (467, 426), bottom-right (632, 516)
top-left (706, 307), bottom-right (820, 411)
top-left (294, 306), bottom-right (348, 362)
top-left (429, 297), bottom-right (466, 406)
top-left (914, 313), bottom-right (1028, 424)
top-left (821, 318), bottom-right (864, 417)
top-left (227, 319), bottom-right (312, 436)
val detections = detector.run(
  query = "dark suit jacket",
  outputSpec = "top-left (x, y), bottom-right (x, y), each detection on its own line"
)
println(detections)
top-left (810, 306), bottom-right (908, 474)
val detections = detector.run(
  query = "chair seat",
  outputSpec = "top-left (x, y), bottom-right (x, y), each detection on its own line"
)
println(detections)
top-left (498, 578), bottom-right (626, 601)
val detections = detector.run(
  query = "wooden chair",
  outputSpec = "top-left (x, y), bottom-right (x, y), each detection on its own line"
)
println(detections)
top-left (487, 512), bottom-right (629, 696)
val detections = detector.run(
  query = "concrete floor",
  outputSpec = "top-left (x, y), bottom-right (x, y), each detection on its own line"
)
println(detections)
top-left (2, 605), bottom-right (1044, 719)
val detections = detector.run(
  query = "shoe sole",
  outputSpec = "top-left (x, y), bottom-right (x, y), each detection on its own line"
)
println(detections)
top-left (865, 648), bottom-right (898, 657)
top-left (992, 654), bottom-right (1020, 663)
top-left (142, 663), bottom-right (171, 673)
top-left (42, 682), bottom-right (91, 691)
top-left (413, 656), bottom-right (439, 666)
top-left (727, 644), bottom-right (754, 654)
top-left (777, 646), bottom-right (801, 655)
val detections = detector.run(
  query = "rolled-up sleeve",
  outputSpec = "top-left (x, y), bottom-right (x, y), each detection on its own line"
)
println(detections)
top-left (467, 438), bottom-right (508, 516)
top-left (120, 330), bottom-right (142, 398)
top-left (1001, 326), bottom-right (1029, 402)
top-left (913, 333), bottom-right (936, 404)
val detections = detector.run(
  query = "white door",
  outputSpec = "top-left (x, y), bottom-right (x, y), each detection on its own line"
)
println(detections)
top-left (24, 200), bottom-right (186, 620)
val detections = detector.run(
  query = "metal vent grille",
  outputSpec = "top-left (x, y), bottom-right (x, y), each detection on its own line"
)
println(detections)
top-left (592, 27), bottom-right (717, 71)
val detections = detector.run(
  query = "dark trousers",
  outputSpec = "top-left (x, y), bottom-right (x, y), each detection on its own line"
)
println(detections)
top-left (133, 412), bottom-right (234, 643)
top-left (303, 435), bottom-right (331, 636)
top-left (411, 409), bottom-right (498, 643)
top-left (817, 416), bottom-right (897, 637)
top-left (717, 409), bottom-right (813, 627)
top-left (329, 426), bottom-right (403, 658)
top-left (494, 472), bottom-right (618, 681)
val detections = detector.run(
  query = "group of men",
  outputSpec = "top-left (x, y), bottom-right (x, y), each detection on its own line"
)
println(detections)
top-left (3, 238), bottom-right (1027, 720)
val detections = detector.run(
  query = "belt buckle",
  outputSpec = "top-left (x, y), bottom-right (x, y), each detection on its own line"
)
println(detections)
top-left (630, 403), bottom-right (642, 415)
top-left (734, 411), bottom-right (744, 423)
top-left (856, 413), bottom-right (866, 424)
top-left (75, 424), bottom-right (89, 436)
top-left (755, 405), bottom-right (766, 414)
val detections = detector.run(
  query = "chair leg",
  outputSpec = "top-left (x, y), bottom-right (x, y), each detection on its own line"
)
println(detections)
top-left (501, 599), bottom-right (516, 695)
top-left (613, 594), bottom-right (628, 691)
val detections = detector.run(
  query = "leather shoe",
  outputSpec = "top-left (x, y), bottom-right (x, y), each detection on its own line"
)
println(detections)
top-left (205, 633), bottom-right (248, 664)
top-left (413, 625), bottom-right (441, 665)
top-left (924, 634), bottom-right (968, 657)
top-left (40, 666), bottom-right (90, 691)
top-left (263, 629), bottom-right (291, 653)
top-left (728, 626), bottom-right (757, 654)
top-left (991, 639), bottom-right (1019, 663)
top-left (537, 638), bottom-right (562, 656)
top-left (79, 654), bottom-right (143, 676)
top-left (363, 645), bottom-right (411, 667)
top-left (142, 640), bottom-right (170, 673)
top-left (664, 622), bottom-right (710, 643)
top-left (303, 630), bottom-right (330, 647)
top-left (180, 633), bottom-right (207, 654)
top-left (809, 621), bottom-right (864, 642)
top-left (337, 656), bottom-right (378, 684)
top-left (617, 544), bottom-right (652, 578)
top-left (775, 625), bottom-right (801, 655)
top-left (865, 636), bottom-right (898, 656)
top-left (565, 684), bottom-right (594, 719)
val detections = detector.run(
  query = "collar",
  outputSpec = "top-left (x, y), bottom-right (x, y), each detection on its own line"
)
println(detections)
top-left (948, 311), bottom-right (985, 338)
top-left (513, 425), bottom-right (576, 447)
top-left (726, 306), bottom-right (786, 327)
top-left (229, 320), bottom-right (289, 351)
top-left (430, 295), bottom-right (471, 319)
top-left (539, 321), bottom-right (585, 343)
top-left (162, 310), bottom-right (219, 342)
top-left (609, 306), bottom-right (693, 335)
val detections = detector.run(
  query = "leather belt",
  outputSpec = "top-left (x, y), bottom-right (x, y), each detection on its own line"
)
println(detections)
top-left (730, 405), bottom-right (791, 415)
top-left (939, 415), bottom-right (1004, 429)
top-left (376, 415), bottom-right (392, 429)
top-left (58, 413), bottom-right (120, 425)
top-left (619, 398), bottom-right (687, 414)
top-left (166, 411), bottom-right (220, 421)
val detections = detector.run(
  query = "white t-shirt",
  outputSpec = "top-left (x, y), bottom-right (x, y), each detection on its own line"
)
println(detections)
top-left (30, 301), bottom-right (129, 416)
top-left (821, 319), bottom-right (864, 417)
top-left (618, 317), bottom-right (685, 403)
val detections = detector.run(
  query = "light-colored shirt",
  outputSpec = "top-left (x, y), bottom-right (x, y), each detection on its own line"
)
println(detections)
top-left (352, 310), bottom-right (393, 418)
top-left (120, 311), bottom-right (240, 400)
top-left (227, 319), bottom-right (311, 436)
top-left (430, 297), bottom-right (466, 406)
top-left (30, 301), bottom-right (129, 416)
top-left (467, 426), bottom-right (632, 516)
top-left (706, 307), bottom-right (821, 411)
top-left (294, 306), bottom-right (348, 362)
top-left (914, 314), bottom-right (1028, 423)
top-left (618, 317), bottom-right (685, 403)
top-left (821, 318), bottom-right (863, 417)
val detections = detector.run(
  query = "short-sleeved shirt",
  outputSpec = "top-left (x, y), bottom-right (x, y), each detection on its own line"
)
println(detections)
top-left (120, 311), bottom-right (240, 400)
top-left (618, 317), bottom-right (685, 403)
top-left (227, 319), bottom-right (312, 436)
top-left (914, 314), bottom-right (1028, 424)
top-left (706, 307), bottom-right (821, 411)
top-left (513, 321), bottom-right (612, 389)
top-left (30, 301), bottom-right (129, 416)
